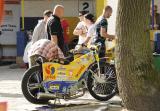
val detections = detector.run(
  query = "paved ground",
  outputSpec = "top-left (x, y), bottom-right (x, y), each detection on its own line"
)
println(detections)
top-left (0, 66), bottom-right (122, 111)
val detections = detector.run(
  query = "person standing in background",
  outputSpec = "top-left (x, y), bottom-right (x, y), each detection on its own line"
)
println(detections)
top-left (150, 5), bottom-right (160, 30)
top-left (23, 10), bottom-right (52, 68)
top-left (95, 6), bottom-right (115, 58)
top-left (73, 11), bottom-right (88, 50)
top-left (82, 13), bottom-right (96, 47)
top-left (32, 10), bottom-right (52, 44)
top-left (61, 18), bottom-right (70, 55)
top-left (46, 5), bottom-right (66, 55)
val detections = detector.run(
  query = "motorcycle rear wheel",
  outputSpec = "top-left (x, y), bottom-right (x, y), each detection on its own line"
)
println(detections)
top-left (87, 62), bottom-right (118, 101)
top-left (21, 65), bottom-right (49, 104)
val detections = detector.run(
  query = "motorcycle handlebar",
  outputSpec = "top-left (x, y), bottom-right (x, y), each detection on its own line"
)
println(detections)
top-left (77, 42), bottom-right (102, 49)
top-left (89, 42), bottom-right (102, 51)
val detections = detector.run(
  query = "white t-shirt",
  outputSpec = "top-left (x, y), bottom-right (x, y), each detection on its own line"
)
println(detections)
top-left (76, 21), bottom-right (88, 44)
top-left (86, 24), bottom-right (96, 46)
top-left (32, 20), bottom-right (48, 44)
top-left (23, 41), bottom-right (32, 63)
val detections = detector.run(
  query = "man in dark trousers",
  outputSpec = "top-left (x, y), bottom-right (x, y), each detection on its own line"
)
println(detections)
top-left (95, 6), bottom-right (115, 58)
top-left (46, 5), bottom-right (66, 55)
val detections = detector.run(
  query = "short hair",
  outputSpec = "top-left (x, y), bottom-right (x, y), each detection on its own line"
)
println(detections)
top-left (43, 10), bottom-right (52, 17)
top-left (104, 6), bottom-right (112, 12)
top-left (154, 5), bottom-right (158, 10)
top-left (53, 5), bottom-right (64, 13)
top-left (79, 10), bottom-right (89, 16)
top-left (85, 13), bottom-right (95, 23)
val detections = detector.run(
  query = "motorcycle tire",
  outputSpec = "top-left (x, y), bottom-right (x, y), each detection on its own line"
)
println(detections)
top-left (87, 62), bottom-right (118, 101)
top-left (21, 65), bottom-right (49, 104)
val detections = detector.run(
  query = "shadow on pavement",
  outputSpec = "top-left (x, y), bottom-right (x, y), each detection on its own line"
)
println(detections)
top-left (0, 92), bottom-right (23, 98)
top-left (34, 103), bottom-right (109, 111)
top-left (33, 100), bottom-right (123, 111)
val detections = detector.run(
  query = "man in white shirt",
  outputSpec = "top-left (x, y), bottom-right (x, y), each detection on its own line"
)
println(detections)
top-left (73, 11), bottom-right (88, 50)
top-left (32, 10), bottom-right (52, 44)
top-left (23, 10), bottom-right (52, 68)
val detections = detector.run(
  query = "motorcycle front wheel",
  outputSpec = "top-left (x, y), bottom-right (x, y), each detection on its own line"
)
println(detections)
top-left (87, 62), bottom-right (118, 101)
top-left (21, 65), bottom-right (49, 104)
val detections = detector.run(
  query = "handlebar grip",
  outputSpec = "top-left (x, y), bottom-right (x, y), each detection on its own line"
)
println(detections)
top-left (81, 43), bottom-right (87, 47)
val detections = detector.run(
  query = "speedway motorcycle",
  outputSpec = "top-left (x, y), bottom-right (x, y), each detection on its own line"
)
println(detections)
top-left (21, 43), bottom-right (118, 104)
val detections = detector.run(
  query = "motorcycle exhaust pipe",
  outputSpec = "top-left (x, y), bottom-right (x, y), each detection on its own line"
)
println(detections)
top-left (37, 90), bottom-right (85, 100)
top-left (37, 92), bottom-right (57, 100)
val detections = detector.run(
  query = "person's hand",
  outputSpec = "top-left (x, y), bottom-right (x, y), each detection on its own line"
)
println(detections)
top-left (82, 43), bottom-right (87, 47)
top-left (82, 28), bottom-right (87, 34)
top-left (154, 24), bottom-right (158, 29)
top-left (79, 29), bottom-right (83, 35)
top-left (108, 35), bottom-right (115, 41)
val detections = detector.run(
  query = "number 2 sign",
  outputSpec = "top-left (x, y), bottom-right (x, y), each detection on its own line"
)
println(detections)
top-left (83, 2), bottom-right (89, 11)
top-left (79, 0), bottom-right (95, 14)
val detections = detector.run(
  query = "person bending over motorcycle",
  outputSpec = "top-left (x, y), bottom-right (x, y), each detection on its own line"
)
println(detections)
top-left (28, 39), bottom-right (64, 67)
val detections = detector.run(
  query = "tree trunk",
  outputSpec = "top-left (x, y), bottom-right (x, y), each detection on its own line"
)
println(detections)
top-left (115, 0), bottom-right (160, 111)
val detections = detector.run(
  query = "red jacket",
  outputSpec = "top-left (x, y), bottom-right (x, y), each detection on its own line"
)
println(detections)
top-left (61, 19), bottom-right (69, 44)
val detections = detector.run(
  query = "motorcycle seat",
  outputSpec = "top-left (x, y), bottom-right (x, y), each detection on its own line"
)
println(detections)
top-left (51, 52), bottom-right (74, 65)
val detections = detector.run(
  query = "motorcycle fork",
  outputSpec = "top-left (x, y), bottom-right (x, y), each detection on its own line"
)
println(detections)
top-left (93, 50), bottom-right (101, 77)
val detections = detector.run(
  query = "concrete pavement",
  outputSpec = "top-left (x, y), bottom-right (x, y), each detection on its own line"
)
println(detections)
top-left (0, 66), bottom-right (122, 111)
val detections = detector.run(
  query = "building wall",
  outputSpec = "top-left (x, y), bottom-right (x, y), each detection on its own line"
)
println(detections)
top-left (22, 0), bottom-right (96, 42)
top-left (96, 0), bottom-right (106, 18)
top-left (0, 2), bottom-right (20, 60)
top-left (23, 0), bottom-right (95, 17)
top-left (155, 0), bottom-right (160, 13)
top-left (107, 0), bottom-right (160, 35)
top-left (107, 0), bottom-right (118, 35)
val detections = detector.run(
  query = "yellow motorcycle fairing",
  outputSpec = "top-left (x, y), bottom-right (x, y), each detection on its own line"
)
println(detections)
top-left (42, 52), bottom-right (95, 82)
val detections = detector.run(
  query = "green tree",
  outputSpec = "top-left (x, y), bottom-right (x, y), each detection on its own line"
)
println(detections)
top-left (115, 0), bottom-right (160, 111)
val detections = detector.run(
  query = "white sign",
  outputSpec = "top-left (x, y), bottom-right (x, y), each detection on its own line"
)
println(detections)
top-left (0, 4), bottom-right (20, 45)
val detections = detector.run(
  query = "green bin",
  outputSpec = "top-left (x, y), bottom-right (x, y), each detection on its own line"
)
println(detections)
top-left (153, 54), bottom-right (160, 72)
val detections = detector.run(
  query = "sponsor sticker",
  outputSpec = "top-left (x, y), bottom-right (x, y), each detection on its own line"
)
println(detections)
top-left (57, 66), bottom-right (66, 71)
top-left (58, 72), bottom-right (66, 75)
top-left (62, 87), bottom-right (67, 92)
top-left (76, 65), bottom-right (85, 77)
top-left (49, 84), bottom-right (60, 90)
top-left (81, 58), bottom-right (88, 64)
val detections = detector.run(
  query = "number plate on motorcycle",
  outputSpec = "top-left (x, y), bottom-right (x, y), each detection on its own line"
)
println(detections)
top-left (49, 84), bottom-right (60, 90)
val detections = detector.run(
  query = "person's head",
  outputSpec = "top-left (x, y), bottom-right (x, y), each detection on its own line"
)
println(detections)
top-left (78, 10), bottom-right (88, 21)
top-left (53, 5), bottom-right (64, 18)
top-left (43, 10), bottom-right (52, 21)
top-left (84, 13), bottom-right (95, 26)
top-left (150, 5), bottom-right (158, 15)
top-left (103, 6), bottom-right (112, 18)
top-left (154, 5), bottom-right (158, 13)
